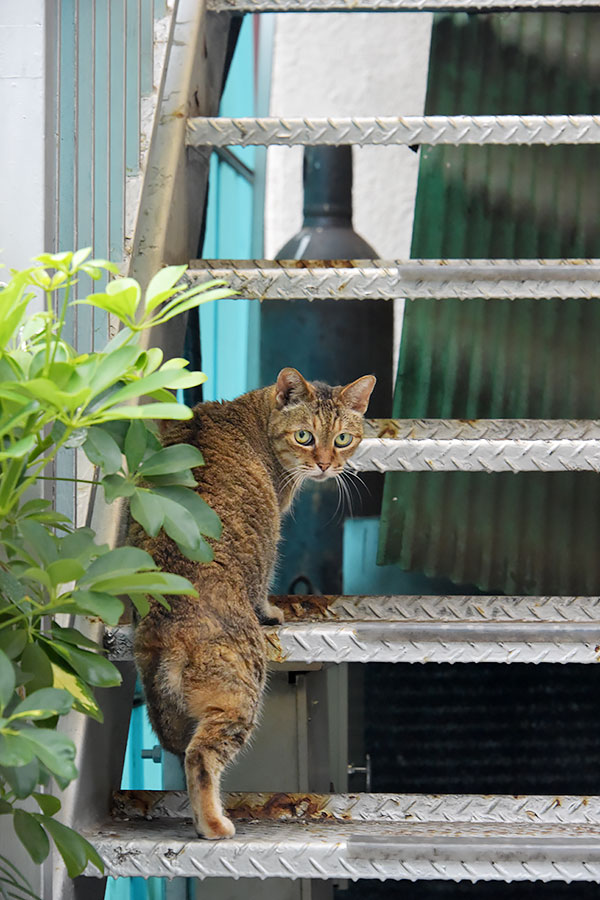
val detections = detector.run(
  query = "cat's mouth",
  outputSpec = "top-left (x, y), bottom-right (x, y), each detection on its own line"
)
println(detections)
top-left (310, 469), bottom-right (339, 482)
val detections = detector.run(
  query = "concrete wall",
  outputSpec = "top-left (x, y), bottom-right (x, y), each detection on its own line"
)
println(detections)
top-left (263, 11), bottom-right (433, 363)
top-left (0, 3), bottom-right (53, 273)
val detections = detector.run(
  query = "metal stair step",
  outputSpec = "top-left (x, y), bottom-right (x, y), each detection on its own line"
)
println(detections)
top-left (357, 418), bottom-right (600, 473)
top-left (187, 115), bottom-right (600, 148)
top-left (82, 791), bottom-right (600, 881)
top-left (189, 258), bottom-right (600, 300)
top-left (105, 595), bottom-right (600, 665)
top-left (208, 0), bottom-right (599, 10)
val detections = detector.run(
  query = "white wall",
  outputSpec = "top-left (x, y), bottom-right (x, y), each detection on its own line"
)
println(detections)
top-left (264, 11), bottom-right (433, 360)
top-left (0, 3), bottom-right (51, 273)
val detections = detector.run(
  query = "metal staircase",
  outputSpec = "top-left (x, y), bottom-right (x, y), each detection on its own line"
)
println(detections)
top-left (69, 0), bottom-right (600, 893)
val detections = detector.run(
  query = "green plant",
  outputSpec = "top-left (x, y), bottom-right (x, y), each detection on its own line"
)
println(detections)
top-left (0, 249), bottom-right (231, 893)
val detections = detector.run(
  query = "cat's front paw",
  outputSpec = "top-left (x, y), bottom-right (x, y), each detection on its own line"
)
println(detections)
top-left (258, 601), bottom-right (285, 626)
top-left (196, 814), bottom-right (236, 840)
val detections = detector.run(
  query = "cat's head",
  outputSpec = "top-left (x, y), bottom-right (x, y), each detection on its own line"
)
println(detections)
top-left (268, 367), bottom-right (376, 483)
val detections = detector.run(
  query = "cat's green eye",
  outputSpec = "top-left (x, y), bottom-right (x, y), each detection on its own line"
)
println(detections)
top-left (334, 432), bottom-right (353, 448)
top-left (295, 429), bottom-right (314, 446)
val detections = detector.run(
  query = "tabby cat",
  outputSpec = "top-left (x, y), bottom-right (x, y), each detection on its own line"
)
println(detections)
top-left (133, 367), bottom-right (375, 839)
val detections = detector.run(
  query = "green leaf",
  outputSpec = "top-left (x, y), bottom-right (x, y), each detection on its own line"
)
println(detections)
top-left (130, 490), bottom-right (165, 537)
top-left (0, 759), bottom-right (40, 798)
top-left (58, 527), bottom-right (101, 565)
top-left (176, 537), bottom-right (214, 563)
top-left (124, 419), bottom-right (149, 473)
top-left (91, 402), bottom-right (193, 422)
top-left (81, 546), bottom-right (156, 584)
top-left (150, 288), bottom-right (233, 325)
top-left (139, 445), bottom-right (204, 477)
top-left (101, 473), bottom-right (136, 503)
top-left (71, 247), bottom-right (92, 268)
top-left (0, 566), bottom-right (26, 605)
top-left (83, 426), bottom-right (123, 475)
top-left (47, 643), bottom-right (122, 688)
top-left (15, 377), bottom-right (91, 413)
top-left (32, 792), bottom-right (61, 816)
top-left (154, 485), bottom-right (221, 540)
top-left (90, 344), bottom-right (142, 396)
top-left (45, 558), bottom-right (86, 588)
top-left (20, 644), bottom-right (53, 693)
top-left (19, 727), bottom-right (77, 781)
top-left (0, 651), bottom-right (15, 713)
top-left (0, 434), bottom-right (36, 462)
top-left (97, 369), bottom-right (202, 410)
top-left (50, 663), bottom-right (102, 722)
top-left (144, 469), bottom-right (198, 488)
top-left (130, 595), bottom-right (150, 617)
top-left (51, 623), bottom-right (102, 651)
top-left (71, 590), bottom-right (124, 626)
top-left (9, 688), bottom-right (74, 721)
top-left (14, 809), bottom-right (50, 864)
top-left (0, 732), bottom-right (35, 767)
top-left (89, 571), bottom-right (196, 597)
top-left (144, 265), bottom-right (188, 313)
top-left (22, 566), bottom-right (52, 591)
top-left (42, 816), bottom-right (104, 876)
top-left (0, 629), bottom-right (27, 660)
top-left (19, 520), bottom-right (58, 566)
top-left (105, 277), bottom-right (141, 313)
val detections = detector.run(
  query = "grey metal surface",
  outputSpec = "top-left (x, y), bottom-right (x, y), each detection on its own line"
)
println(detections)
top-left (267, 622), bottom-right (600, 664)
top-left (352, 437), bottom-right (600, 472)
top-left (208, 0), bottom-right (600, 9)
top-left (188, 258), bottom-right (600, 300)
top-left (187, 116), bottom-right (600, 148)
top-left (106, 594), bottom-right (600, 665)
top-left (85, 791), bottom-right (600, 880)
top-left (111, 789), bottom-right (600, 824)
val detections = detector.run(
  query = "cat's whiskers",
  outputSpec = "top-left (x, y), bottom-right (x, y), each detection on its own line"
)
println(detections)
top-left (338, 469), bottom-right (364, 518)
top-left (344, 467), bottom-right (370, 496)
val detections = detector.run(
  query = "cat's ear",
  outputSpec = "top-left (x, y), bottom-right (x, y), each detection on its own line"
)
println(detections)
top-left (275, 367), bottom-right (314, 409)
top-left (339, 375), bottom-right (376, 415)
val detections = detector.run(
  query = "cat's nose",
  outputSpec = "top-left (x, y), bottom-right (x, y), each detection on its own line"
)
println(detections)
top-left (316, 461), bottom-right (329, 471)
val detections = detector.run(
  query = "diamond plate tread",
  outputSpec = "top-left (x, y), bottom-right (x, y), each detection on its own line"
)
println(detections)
top-left (208, 0), bottom-right (600, 9)
top-left (105, 595), bottom-right (600, 665)
top-left (112, 790), bottom-right (600, 824)
top-left (84, 798), bottom-right (600, 881)
top-left (359, 419), bottom-right (600, 472)
top-left (189, 258), bottom-right (600, 301)
top-left (186, 116), bottom-right (600, 148)
top-left (362, 419), bottom-right (600, 440)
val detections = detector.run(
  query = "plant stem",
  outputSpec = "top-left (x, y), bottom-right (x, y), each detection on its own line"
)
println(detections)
top-left (35, 476), bottom-right (100, 485)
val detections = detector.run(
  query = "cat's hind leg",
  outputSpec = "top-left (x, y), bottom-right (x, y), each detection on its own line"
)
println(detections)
top-left (184, 693), bottom-right (257, 839)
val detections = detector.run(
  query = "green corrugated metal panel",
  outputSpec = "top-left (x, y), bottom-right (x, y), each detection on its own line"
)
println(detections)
top-left (379, 12), bottom-right (600, 595)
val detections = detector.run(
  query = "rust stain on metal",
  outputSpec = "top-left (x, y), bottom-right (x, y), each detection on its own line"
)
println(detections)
top-left (270, 594), bottom-right (340, 621)
top-left (265, 631), bottom-right (288, 663)
top-left (112, 790), bottom-right (165, 820)
top-left (226, 793), bottom-right (346, 823)
top-left (278, 259), bottom-right (359, 270)
top-left (366, 418), bottom-right (400, 438)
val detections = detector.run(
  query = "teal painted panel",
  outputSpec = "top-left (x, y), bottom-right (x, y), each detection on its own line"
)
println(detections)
top-left (199, 15), bottom-right (258, 401)
top-left (140, 0), bottom-right (154, 95)
top-left (343, 518), bottom-right (481, 596)
top-left (76, 1), bottom-right (94, 353)
top-left (126, 0), bottom-right (141, 173)
top-left (109, 0), bottom-right (126, 261)
top-left (58, 0), bottom-right (76, 256)
top-left (93, 0), bottom-right (110, 297)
